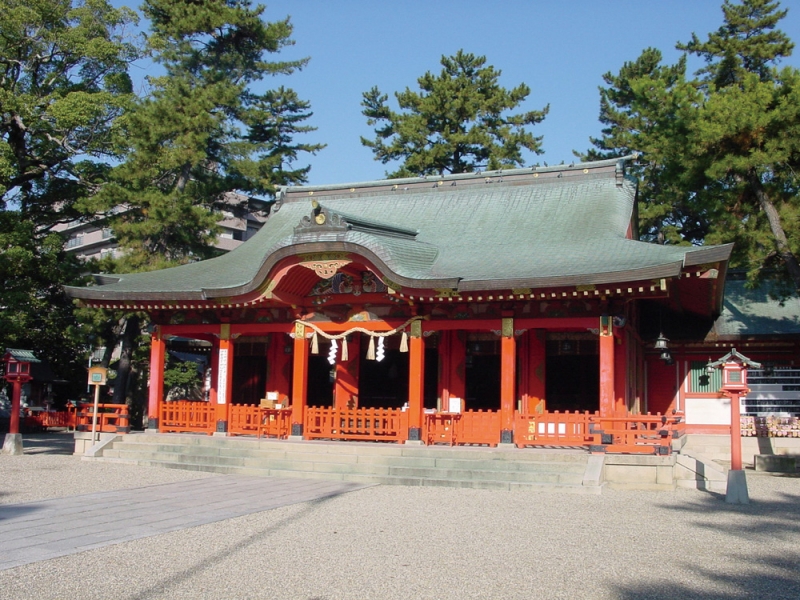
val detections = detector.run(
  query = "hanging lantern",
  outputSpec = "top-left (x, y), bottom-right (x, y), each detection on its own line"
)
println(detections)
top-left (654, 333), bottom-right (669, 350)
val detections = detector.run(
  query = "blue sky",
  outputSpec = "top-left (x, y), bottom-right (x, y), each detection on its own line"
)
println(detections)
top-left (121, 1), bottom-right (800, 186)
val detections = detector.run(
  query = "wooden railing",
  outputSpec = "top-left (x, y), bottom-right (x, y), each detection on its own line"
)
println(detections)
top-left (304, 407), bottom-right (408, 442)
top-left (227, 403), bottom-right (291, 439)
top-left (514, 411), bottom-right (597, 447)
top-left (228, 404), bottom-right (260, 436)
top-left (425, 413), bottom-right (459, 445)
top-left (160, 400), bottom-right (215, 434)
top-left (425, 410), bottom-right (501, 446)
top-left (22, 408), bottom-right (77, 430)
top-left (592, 413), bottom-right (683, 455)
top-left (258, 409), bottom-right (291, 439)
top-left (76, 403), bottom-right (130, 433)
top-left (38, 409), bottom-right (77, 429)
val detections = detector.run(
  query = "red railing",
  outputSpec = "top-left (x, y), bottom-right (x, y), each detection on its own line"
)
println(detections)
top-left (304, 407), bottom-right (408, 442)
top-left (38, 409), bottom-right (77, 429)
top-left (425, 410), bottom-right (500, 446)
top-left (227, 404), bottom-right (291, 439)
top-left (160, 400), bottom-right (215, 434)
top-left (258, 409), bottom-right (291, 439)
top-left (228, 404), bottom-right (260, 436)
top-left (594, 413), bottom-right (683, 455)
top-left (76, 403), bottom-right (130, 433)
top-left (514, 411), bottom-right (597, 447)
top-left (425, 412), bottom-right (459, 445)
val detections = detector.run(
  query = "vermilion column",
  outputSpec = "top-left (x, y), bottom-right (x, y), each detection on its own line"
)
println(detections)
top-left (266, 333), bottom-right (292, 405)
top-left (215, 324), bottom-right (234, 435)
top-left (8, 378), bottom-right (23, 434)
top-left (291, 322), bottom-right (309, 437)
top-left (407, 321), bottom-right (425, 442)
top-left (521, 330), bottom-right (546, 413)
top-left (437, 331), bottom-right (466, 411)
top-left (437, 330), bottom-right (451, 410)
top-left (614, 330), bottom-right (628, 415)
top-left (599, 317), bottom-right (615, 420)
top-left (500, 317), bottom-right (516, 444)
top-left (147, 327), bottom-right (166, 431)
top-left (334, 335), bottom-right (360, 409)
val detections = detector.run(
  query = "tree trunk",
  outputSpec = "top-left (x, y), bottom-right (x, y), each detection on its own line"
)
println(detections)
top-left (748, 172), bottom-right (800, 293)
top-left (113, 314), bottom-right (140, 405)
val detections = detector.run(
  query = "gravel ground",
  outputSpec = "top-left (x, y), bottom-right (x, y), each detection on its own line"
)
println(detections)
top-left (1, 432), bottom-right (799, 600)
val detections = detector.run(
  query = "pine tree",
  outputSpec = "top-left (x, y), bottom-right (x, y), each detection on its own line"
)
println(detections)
top-left (361, 50), bottom-right (548, 177)
top-left (585, 0), bottom-right (800, 294)
top-left (98, 0), bottom-right (321, 272)
top-left (89, 0), bottom-right (323, 408)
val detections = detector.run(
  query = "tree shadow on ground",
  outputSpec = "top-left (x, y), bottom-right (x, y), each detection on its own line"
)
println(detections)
top-left (127, 494), bottom-right (347, 600)
top-left (614, 475), bottom-right (800, 599)
top-left (614, 551), bottom-right (800, 599)
top-left (0, 432), bottom-right (74, 455)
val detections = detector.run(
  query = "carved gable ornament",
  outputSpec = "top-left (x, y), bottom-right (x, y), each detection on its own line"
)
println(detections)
top-left (299, 252), bottom-right (352, 279)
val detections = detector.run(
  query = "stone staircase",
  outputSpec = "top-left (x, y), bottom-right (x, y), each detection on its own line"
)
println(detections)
top-left (87, 433), bottom-right (603, 494)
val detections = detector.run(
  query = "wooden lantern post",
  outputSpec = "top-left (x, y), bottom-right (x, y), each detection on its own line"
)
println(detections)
top-left (2, 349), bottom-right (40, 455)
top-left (706, 348), bottom-right (760, 505)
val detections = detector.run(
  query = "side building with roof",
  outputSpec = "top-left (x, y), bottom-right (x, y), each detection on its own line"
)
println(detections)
top-left (65, 156), bottom-right (797, 449)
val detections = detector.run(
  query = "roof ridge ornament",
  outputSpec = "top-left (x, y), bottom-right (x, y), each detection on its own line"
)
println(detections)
top-left (294, 200), bottom-right (349, 234)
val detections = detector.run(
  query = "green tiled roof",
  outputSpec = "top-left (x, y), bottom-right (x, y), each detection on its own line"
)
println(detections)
top-left (4, 349), bottom-right (41, 363)
top-left (65, 157), bottom-right (731, 301)
top-left (713, 278), bottom-right (800, 337)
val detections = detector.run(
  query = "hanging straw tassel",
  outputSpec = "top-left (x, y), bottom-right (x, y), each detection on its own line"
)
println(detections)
top-left (341, 336), bottom-right (349, 361)
top-left (366, 335), bottom-right (376, 360)
top-left (400, 331), bottom-right (408, 353)
top-left (311, 330), bottom-right (319, 354)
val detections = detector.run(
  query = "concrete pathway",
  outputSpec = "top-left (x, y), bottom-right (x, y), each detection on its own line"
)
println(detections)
top-left (0, 475), bottom-right (369, 571)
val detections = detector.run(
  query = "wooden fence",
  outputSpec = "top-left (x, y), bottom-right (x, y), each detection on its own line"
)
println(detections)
top-left (38, 409), bottom-right (77, 429)
top-left (228, 404), bottom-right (260, 436)
top-left (304, 407), bottom-right (408, 442)
top-left (76, 403), bottom-right (130, 433)
top-left (514, 411), bottom-right (597, 447)
top-left (594, 413), bottom-right (683, 455)
top-left (160, 400), bottom-right (215, 434)
top-left (227, 404), bottom-right (291, 439)
top-left (425, 410), bottom-right (501, 446)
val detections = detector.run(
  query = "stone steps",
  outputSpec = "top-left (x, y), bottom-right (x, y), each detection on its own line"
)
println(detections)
top-left (89, 433), bottom-right (602, 494)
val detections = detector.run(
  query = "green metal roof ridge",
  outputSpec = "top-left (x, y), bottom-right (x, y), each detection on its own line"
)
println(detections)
top-left (279, 155), bottom-right (637, 194)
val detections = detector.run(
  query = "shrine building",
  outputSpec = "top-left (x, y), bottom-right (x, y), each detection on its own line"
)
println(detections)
top-left (67, 156), bottom-right (737, 450)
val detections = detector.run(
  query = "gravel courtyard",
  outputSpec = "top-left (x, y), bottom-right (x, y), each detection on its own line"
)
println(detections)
top-left (1, 433), bottom-right (799, 600)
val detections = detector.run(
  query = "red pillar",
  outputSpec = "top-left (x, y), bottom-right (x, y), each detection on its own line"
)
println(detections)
top-left (500, 317), bottom-right (516, 444)
top-left (148, 327), bottom-right (166, 431)
top-left (437, 330), bottom-right (450, 410)
top-left (521, 330), bottom-right (546, 414)
top-left (729, 391), bottom-right (743, 471)
top-left (614, 331), bottom-right (628, 415)
top-left (407, 322), bottom-right (425, 442)
top-left (209, 345), bottom-right (219, 405)
top-left (437, 331), bottom-right (466, 411)
top-left (291, 322), bottom-right (309, 437)
top-left (334, 334), bottom-right (360, 409)
top-left (8, 378), bottom-right (23, 435)
top-left (599, 317), bottom-right (615, 419)
top-left (266, 332), bottom-right (292, 405)
top-left (215, 324), bottom-right (234, 434)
